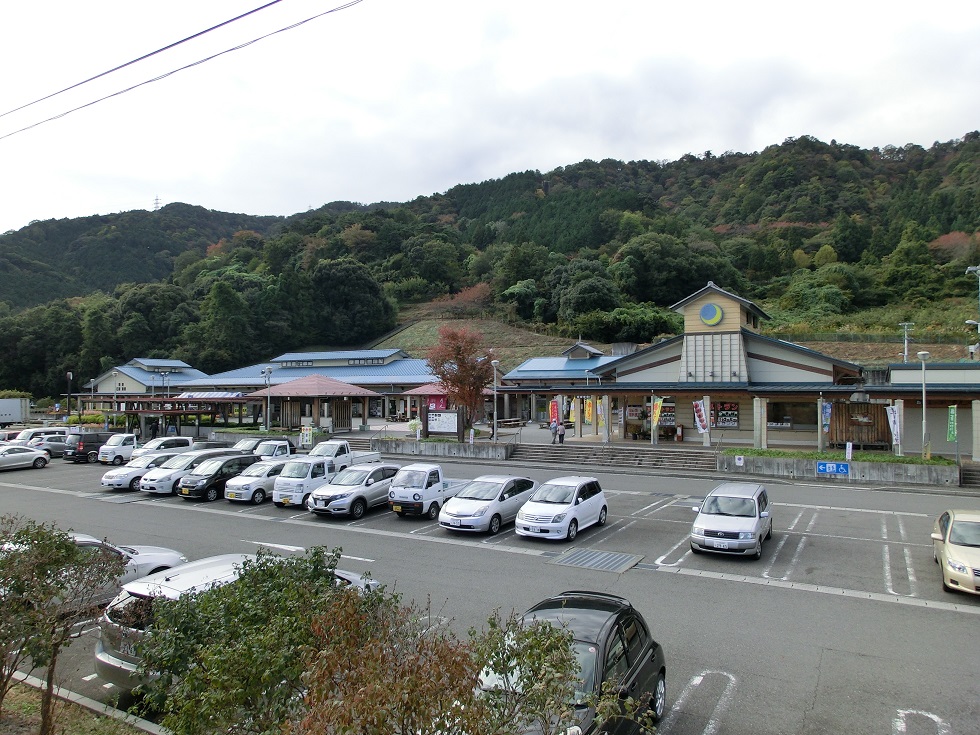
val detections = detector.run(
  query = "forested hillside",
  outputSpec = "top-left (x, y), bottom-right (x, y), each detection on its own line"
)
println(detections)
top-left (1, 132), bottom-right (978, 399)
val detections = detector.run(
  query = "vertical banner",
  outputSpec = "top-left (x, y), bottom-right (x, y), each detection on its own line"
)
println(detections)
top-left (585, 399), bottom-right (594, 425)
top-left (692, 399), bottom-right (709, 434)
top-left (650, 397), bottom-right (664, 426)
top-left (549, 399), bottom-right (559, 424)
top-left (821, 401), bottom-right (832, 434)
top-left (885, 406), bottom-right (901, 445)
top-left (947, 405), bottom-right (957, 442)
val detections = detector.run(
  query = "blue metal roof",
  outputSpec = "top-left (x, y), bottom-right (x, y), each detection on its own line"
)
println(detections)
top-left (504, 355), bottom-right (619, 381)
top-left (272, 349), bottom-right (407, 362)
top-left (179, 358), bottom-right (438, 390)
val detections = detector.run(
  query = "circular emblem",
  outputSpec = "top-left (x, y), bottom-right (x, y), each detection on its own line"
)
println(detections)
top-left (699, 303), bottom-right (724, 326)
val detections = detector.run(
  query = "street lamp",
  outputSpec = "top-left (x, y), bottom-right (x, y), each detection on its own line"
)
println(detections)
top-left (898, 322), bottom-right (913, 363)
top-left (491, 360), bottom-right (500, 443)
top-left (261, 367), bottom-right (273, 432)
top-left (917, 351), bottom-right (930, 458)
top-left (111, 370), bottom-right (118, 430)
top-left (66, 371), bottom-right (72, 422)
top-left (967, 319), bottom-right (980, 333)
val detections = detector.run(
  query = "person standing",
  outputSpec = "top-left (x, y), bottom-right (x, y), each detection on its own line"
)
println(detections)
top-left (550, 419), bottom-right (558, 444)
top-left (133, 424), bottom-right (142, 443)
top-left (557, 421), bottom-right (566, 445)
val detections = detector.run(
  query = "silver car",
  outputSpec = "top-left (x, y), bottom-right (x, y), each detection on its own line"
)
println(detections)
top-left (307, 463), bottom-right (401, 519)
top-left (439, 475), bottom-right (539, 534)
top-left (0, 444), bottom-right (48, 470)
top-left (224, 460), bottom-right (287, 504)
top-left (690, 482), bottom-right (773, 559)
top-left (100, 453), bottom-right (175, 491)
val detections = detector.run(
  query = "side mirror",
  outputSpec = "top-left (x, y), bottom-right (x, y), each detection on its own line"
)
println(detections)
top-left (366, 478), bottom-right (374, 486)
top-left (692, 505), bottom-right (701, 512)
top-left (760, 511), bottom-right (770, 518)
top-left (930, 532), bottom-right (943, 542)
top-left (575, 497), bottom-right (582, 505)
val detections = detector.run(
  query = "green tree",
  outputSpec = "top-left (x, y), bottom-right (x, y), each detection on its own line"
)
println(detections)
top-left (425, 326), bottom-right (494, 433)
top-left (309, 257), bottom-right (396, 345)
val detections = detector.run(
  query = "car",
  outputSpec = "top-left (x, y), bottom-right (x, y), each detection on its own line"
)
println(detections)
top-left (439, 475), bottom-right (539, 534)
top-left (130, 436), bottom-right (194, 458)
top-left (7, 427), bottom-right (70, 446)
top-left (0, 444), bottom-right (48, 470)
top-left (176, 454), bottom-right (262, 501)
top-left (139, 449), bottom-right (245, 495)
top-left (515, 476), bottom-right (608, 541)
top-left (930, 509), bottom-right (980, 595)
top-left (28, 434), bottom-right (70, 458)
top-left (100, 453), bottom-right (176, 491)
top-left (497, 591), bottom-right (667, 734)
top-left (690, 482), bottom-right (773, 559)
top-left (98, 433), bottom-right (138, 465)
top-left (94, 554), bottom-right (378, 690)
top-left (63, 432), bottom-right (116, 463)
top-left (224, 459), bottom-right (287, 504)
top-left (307, 462), bottom-right (401, 519)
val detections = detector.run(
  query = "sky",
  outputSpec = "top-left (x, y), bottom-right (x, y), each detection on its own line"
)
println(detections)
top-left (2, 0), bottom-right (979, 234)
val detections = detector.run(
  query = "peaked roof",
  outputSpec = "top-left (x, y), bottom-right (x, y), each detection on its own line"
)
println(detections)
top-left (401, 382), bottom-right (493, 396)
top-left (670, 281), bottom-right (770, 321)
top-left (243, 374), bottom-right (380, 398)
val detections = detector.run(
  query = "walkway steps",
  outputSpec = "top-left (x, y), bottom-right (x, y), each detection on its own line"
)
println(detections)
top-left (508, 443), bottom-right (716, 472)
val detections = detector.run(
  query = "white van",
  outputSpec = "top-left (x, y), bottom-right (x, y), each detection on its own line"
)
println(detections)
top-left (8, 426), bottom-right (70, 446)
top-left (98, 433), bottom-right (138, 465)
top-left (272, 457), bottom-right (335, 508)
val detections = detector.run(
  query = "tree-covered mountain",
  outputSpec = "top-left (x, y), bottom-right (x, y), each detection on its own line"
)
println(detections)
top-left (1, 132), bottom-right (978, 399)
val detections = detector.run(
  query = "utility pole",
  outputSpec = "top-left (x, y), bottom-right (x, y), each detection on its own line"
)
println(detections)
top-left (899, 322), bottom-right (914, 364)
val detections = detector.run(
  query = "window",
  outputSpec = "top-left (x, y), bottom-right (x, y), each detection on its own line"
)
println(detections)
top-left (382, 467), bottom-right (399, 480)
top-left (603, 630), bottom-right (630, 682)
top-left (426, 471), bottom-right (440, 488)
top-left (312, 464), bottom-right (325, 479)
top-left (621, 615), bottom-right (649, 662)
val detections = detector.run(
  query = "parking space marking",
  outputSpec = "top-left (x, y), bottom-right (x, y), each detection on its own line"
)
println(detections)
top-left (882, 516), bottom-right (919, 598)
top-left (892, 709), bottom-right (951, 734)
top-left (762, 509), bottom-right (806, 580)
top-left (658, 670), bottom-right (737, 735)
top-left (632, 497), bottom-right (678, 517)
top-left (593, 520), bottom-right (635, 545)
top-left (409, 522), bottom-right (441, 535)
top-left (654, 535), bottom-right (693, 567)
top-left (242, 540), bottom-right (305, 552)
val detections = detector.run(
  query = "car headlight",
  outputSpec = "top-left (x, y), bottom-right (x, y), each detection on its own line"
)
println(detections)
top-left (517, 510), bottom-right (525, 521)
top-left (240, 484), bottom-right (251, 491)
top-left (947, 558), bottom-right (969, 574)
top-left (738, 531), bottom-right (755, 540)
top-left (413, 493), bottom-right (422, 501)
top-left (472, 506), bottom-right (489, 517)
top-left (332, 492), bottom-right (352, 500)
top-left (195, 479), bottom-right (206, 487)
top-left (692, 526), bottom-right (705, 536)
top-left (552, 513), bottom-right (567, 523)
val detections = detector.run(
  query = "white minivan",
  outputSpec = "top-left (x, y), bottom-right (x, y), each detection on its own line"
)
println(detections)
top-left (515, 476), bottom-right (608, 542)
top-left (98, 433), bottom-right (138, 465)
top-left (273, 457), bottom-right (335, 508)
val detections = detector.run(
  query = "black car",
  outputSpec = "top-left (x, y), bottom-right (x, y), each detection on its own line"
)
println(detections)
top-left (63, 432), bottom-right (117, 463)
top-left (520, 591), bottom-right (666, 734)
top-left (177, 454), bottom-right (261, 501)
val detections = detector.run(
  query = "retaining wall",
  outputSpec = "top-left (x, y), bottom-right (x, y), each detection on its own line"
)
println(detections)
top-left (716, 454), bottom-right (960, 486)
top-left (372, 438), bottom-right (513, 461)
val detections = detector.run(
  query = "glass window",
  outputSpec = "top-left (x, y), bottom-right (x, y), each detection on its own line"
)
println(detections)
top-left (603, 630), bottom-right (630, 682)
top-left (621, 616), bottom-right (649, 663)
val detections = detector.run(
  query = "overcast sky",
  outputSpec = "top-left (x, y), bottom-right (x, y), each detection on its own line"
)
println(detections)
top-left (2, 1), bottom-right (979, 234)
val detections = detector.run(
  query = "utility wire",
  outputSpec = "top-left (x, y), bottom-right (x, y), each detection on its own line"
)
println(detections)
top-left (0, 0), bottom-right (364, 142)
top-left (0, 0), bottom-right (285, 120)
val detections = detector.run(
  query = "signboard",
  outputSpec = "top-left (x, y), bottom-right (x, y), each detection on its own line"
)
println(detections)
top-left (692, 400), bottom-right (709, 433)
top-left (710, 401), bottom-right (739, 429)
top-left (947, 405), bottom-right (957, 442)
top-left (426, 411), bottom-right (458, 434)
top-left (816, 461), bottom-right (849, 476)
top-left (626, 406), bottom-right (642, 420)
top-left (658, 404), bottom-right (675, 426)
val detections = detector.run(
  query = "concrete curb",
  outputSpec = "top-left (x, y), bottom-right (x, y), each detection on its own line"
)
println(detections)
top-left (13, 671), bottom-right (169, 734)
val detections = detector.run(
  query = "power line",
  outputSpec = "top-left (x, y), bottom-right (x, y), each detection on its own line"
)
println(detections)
top-left (0, 0), bottom-right (364, 142)
top-left (0, 0), bottom-right (285, 120)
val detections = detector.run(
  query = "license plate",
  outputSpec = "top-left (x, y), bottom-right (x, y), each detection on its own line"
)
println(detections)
top-left (282, 498), bottom-right (291, 505)
top-left (180, 488), bottom-right (189, 495)
top-left (228, 492), bottom-right (239, 499)
top-left (529, 525), bottom-right (540, 533)
top-left (450, 518), bottom-right (461, 526)
top-left (711, 540), bottom-right (729, 549)
top-left (392, 504), bottom-right (402, 512)
top-left (119, 639), bottom-right (136, 657)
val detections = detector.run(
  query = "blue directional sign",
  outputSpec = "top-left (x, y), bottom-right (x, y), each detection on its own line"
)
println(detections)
top-left (816, 461), bottom-right (849, 476)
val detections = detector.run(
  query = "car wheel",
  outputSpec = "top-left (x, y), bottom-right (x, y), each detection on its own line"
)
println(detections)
top-left (753, 538), bottom-right (763, 560)
top-left (350, 498), bottom-right (367, 520)
top-left (565, 519), bottom-right (578, 541)
top-left (597, 506), bottom-right (607, 526)
top-left (488, 514), bottom-right (502, 535)
top-left (112, 455), bottom-right (124, 466)
top-left (427, 502), bottom-right (440, 520)
top-left (128, 477), bottom-right (140, 491)
top-left (87, 451), bottom-right (98, 463)
top-left (251, 488), bottom-right (266, 505)
top-left (171, 480), bottom-right (180, 495)
top-left (32, 457), bottom-right (47, 469)
top-left (206, 486), bottom-right (219, 502)
top-left (649, 672), bottom-right (666, 722)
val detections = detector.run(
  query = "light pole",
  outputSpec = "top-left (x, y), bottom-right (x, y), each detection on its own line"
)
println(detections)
top-left (491, 360), bottom-right (500, 442)
top-left (261, 367), bottom-right (273, 431)
top-left (899, 322), bottom-right (913, 363)
top-left (66, 371), bottom-right (72, 422)
top-left (111, 370), bottom-right (118, 430)
top-left (917, 351), bottom-right (930, 458)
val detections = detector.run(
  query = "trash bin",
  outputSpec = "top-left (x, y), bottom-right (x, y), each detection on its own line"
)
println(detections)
top-left (675, 424), bottom-right (684, 441)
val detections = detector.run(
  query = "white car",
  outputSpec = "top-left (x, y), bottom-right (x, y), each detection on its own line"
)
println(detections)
top-left (224, 460), bottom-right (287, 504)
top-left (439, 475), bottom-right (538, 534)
top-left (0, 444), bottom-right (48, 470)
top-left (98, 433), bottom-right (138, 465)
top-left (100, 453), bottom-right (175, 491)
top-left (139, 449), bottom-right (242, 495)
top-left (130, 436), bottom-right (194, 458)
top-left (690, 482), bottom-right (773, 559)
top-left (515, 476), bottom-right (608, 542)
top-left (307, 463), bottom-right (401, 519)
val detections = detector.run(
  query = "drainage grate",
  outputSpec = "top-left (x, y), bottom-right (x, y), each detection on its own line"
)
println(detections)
top-left (551, 548), bottom-right (643, 573)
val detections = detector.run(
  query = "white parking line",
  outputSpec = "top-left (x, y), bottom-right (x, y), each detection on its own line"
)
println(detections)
top-left (594, 520), bottom-right (635, 545)
top-left (658, 670), bottom-right (737, 735)
top-left (655, 535), bottom-right (693, 567)
top-left (763, 509), bottom-right (805, 579)
top-left (892, 709), bottom-right (951, 734)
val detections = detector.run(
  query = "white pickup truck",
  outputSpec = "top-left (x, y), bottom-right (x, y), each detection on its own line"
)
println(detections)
top-left (387, 463), bottom-right (468, 520)
top-left (272, 444), bottom-right (381, 509)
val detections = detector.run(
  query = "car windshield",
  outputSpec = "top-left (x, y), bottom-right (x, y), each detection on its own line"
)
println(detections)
top-left (330, 468), bottom-right (369, 486)
top-left (479, 639), bottom-right (593, 705)
top-left (233, 439), bottom-right (261, 450)
top-left (240, 461), bottom-right (275, 477)
top-left (308, 443), bottom-right (337, 457)
top-left (456, 480), bottom-right (503, 501)
top-left (161, 453), bottom-right (198, 470)
top-left (282, 461), bottom-right (312, 479)
top-left (949, 520), bottom-right (980, 547)
top-left (126, 455), bottom-right (157, 468)
top-left (702, 496), bottom-right (756, 517)
top-left (529, 483), bottom-right (575, 504)
top-left (14, 430), bottom-right (33, 441)
top-left (392, 470), bottom-right (426, 487)
top-left (105, 591), bottom-right (155, 631)
top-left (194, 458), bottom-right (225, 475)
top-left (255, 441), bottom-right (284, 455)
top-left (139, 438), bottom-right (166, 450)
top-left (106, 434), bottom-right (128, 447)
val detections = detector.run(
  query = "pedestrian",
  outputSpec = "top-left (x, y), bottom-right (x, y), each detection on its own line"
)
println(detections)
top-left (557, 421), bottom-right (566, 444)
top-left (550, 419), bottom-right (558, 444)
top-left (133, 424), bottom-right (141, 442)
top-left (150, 421), bottom-right (158, 440)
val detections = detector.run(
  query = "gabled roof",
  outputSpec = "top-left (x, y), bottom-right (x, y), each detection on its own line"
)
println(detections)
top-left (401, 382), bottom-right (493, 396)
top-left (244, 374), bottom-right (380, 398)
top-left (561, 342), bottom-right (604, 357)
top-left (746, 331), bottom-right (861, 372)
top-left (272, 349), bottom-right (408, 362)
top-left (503, 355), bottom-right (619, 382)
top-left (130, 358), bottom-right (193, 370)
top-left (181, 358), bottom-right (438, 390)
top-left (670, 281), bottom-right (770, 321)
